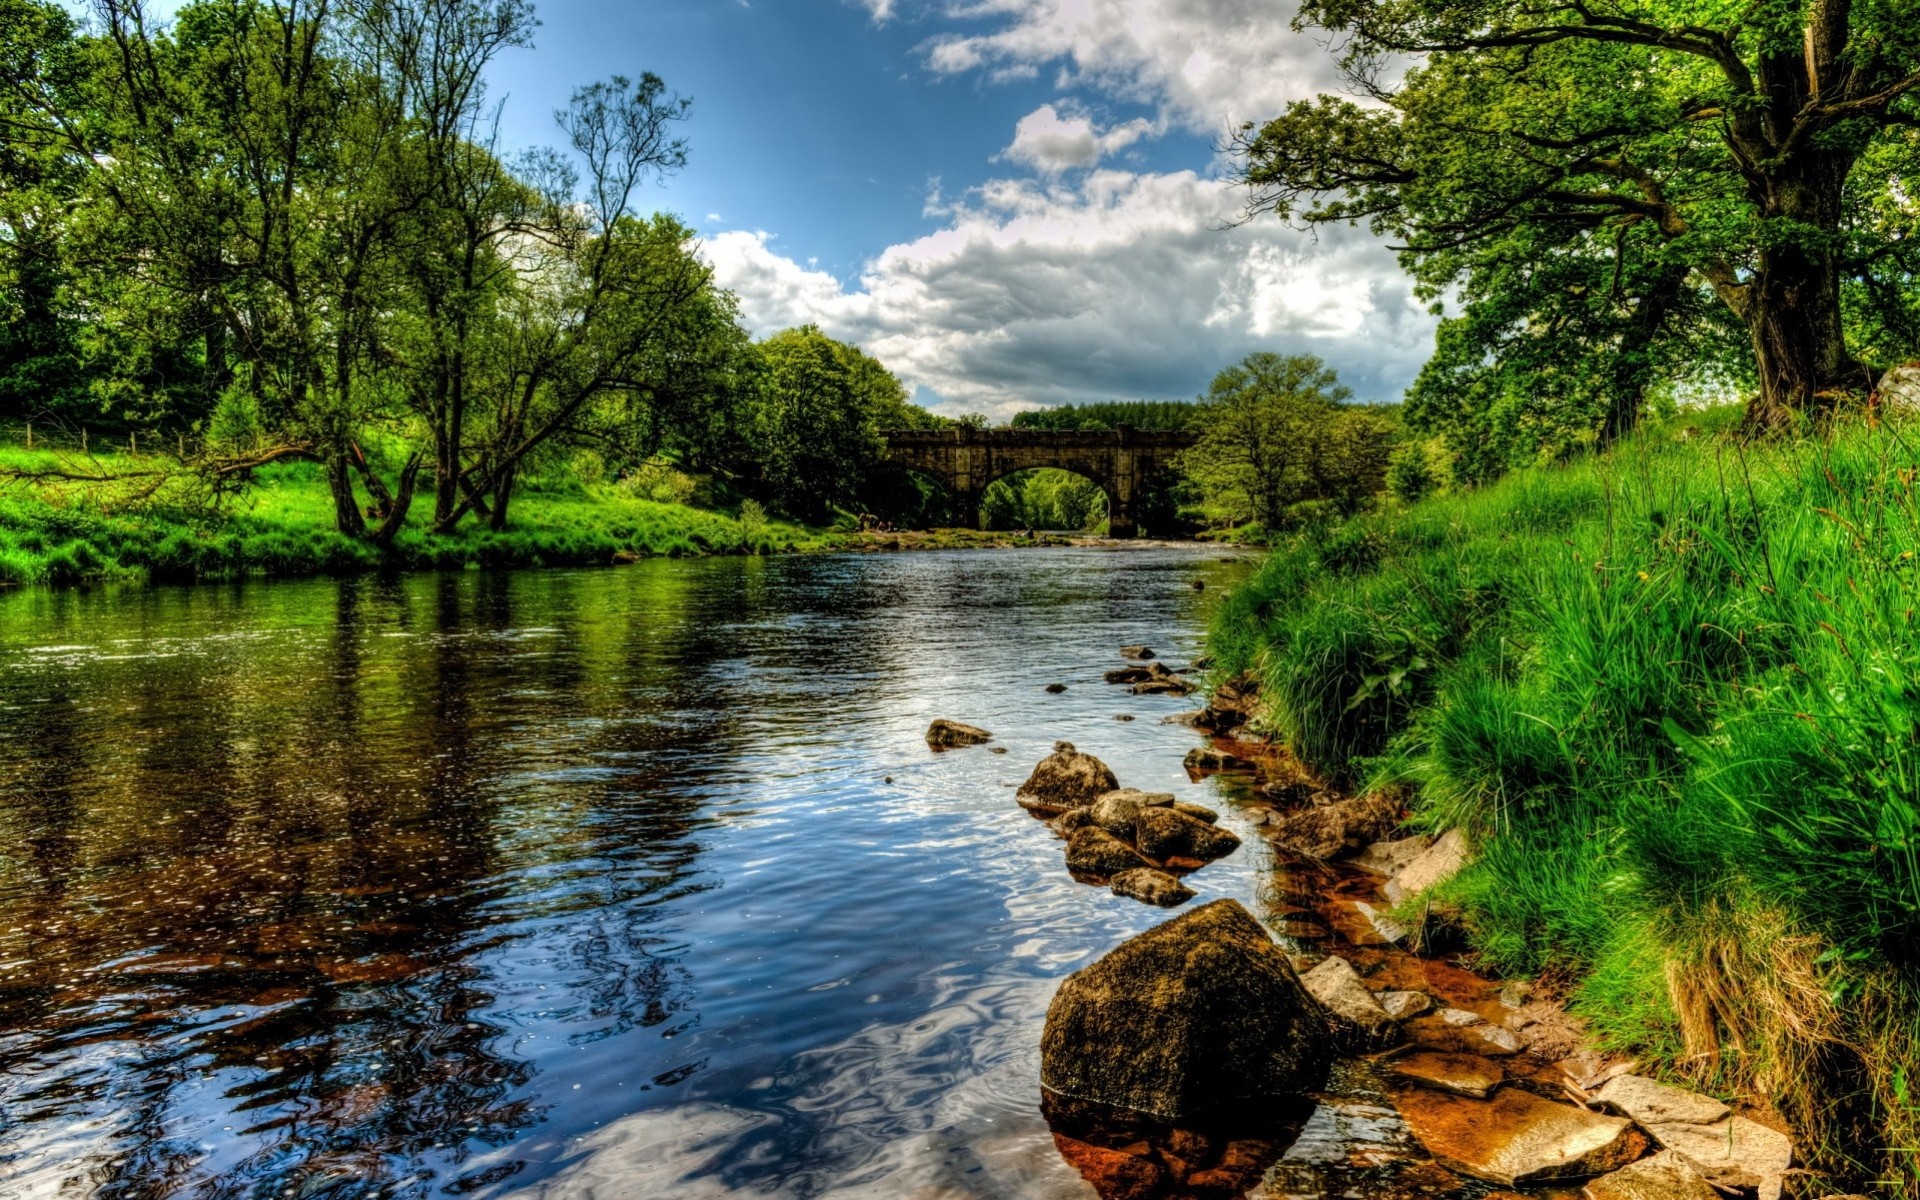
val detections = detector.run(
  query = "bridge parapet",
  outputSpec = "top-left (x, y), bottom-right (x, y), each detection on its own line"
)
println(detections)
top-left (879, 425), bottom-right (1195, 537)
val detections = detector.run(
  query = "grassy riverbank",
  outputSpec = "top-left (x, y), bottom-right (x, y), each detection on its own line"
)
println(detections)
top-left (0, 447), bottom-right (834, 586)
top-left (1211, 408), bottom-right (1920, 1190)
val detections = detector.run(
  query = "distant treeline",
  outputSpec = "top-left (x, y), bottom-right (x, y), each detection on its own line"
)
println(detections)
top-left (1009, 401), bottom-right (1199, 431)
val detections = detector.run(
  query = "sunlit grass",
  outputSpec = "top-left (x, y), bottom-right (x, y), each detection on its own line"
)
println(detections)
top-left (0, 446), bottom-right (826, 585)
top-left (1211, 406), bottom-right (1920, 1189)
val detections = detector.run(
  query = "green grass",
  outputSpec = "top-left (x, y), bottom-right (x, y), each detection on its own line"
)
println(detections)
top-left (1211, 407), bottom-right (1920, 1192)
top-left (0, 447), bottom-right (832, 586)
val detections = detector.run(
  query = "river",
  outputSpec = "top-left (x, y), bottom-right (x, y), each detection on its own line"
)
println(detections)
top-left (0, 546), bottom-right (1344, 1199)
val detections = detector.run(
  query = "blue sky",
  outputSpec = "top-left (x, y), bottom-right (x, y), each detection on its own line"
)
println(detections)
top-left (470, 0), bottom-right (1440, 418)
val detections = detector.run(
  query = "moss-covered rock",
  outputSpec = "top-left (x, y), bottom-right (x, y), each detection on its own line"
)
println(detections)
top-left (1040, 899), bottom-right (1331, 1118)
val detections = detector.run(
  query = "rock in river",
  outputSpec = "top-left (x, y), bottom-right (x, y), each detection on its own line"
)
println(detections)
top-left (1119, 644), bottom-right (1155, 660)
top-left (1109, 868), bottom-right (1194, 908)
top-left (1040, 899), bottom-right (1332, 1119)
top-left (1389, 1084), bottom-right (1645, 1187)
top-left (1134, 806), bottom-right (1241, 863)
top-left (1088, 789), bottom-right (1176, 838)
top-left (1584, 1150), bottom-right (1722, 1200)
top-left (1300, 954), bottom-right (1402, 1048)
top-left (1065, 827), bottom-right (1155, 876)
top-left (925, 719), bottom-right (991, 748)
top-left (1017, 742), bottom-right (1121, 814)
top-left (1265, 791), bottom-right (1400, 860)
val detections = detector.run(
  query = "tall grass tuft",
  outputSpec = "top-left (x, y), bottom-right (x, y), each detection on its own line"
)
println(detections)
top-left (1211, 411), bottom-right (1920, 1191)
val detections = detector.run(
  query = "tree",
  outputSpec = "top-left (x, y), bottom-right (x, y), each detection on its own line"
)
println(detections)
top-left (750, 326), bottom-right (884, 521)
top-left (1179, 352), bottom-right (1391, 529)
top-left (1237, 0), bottom-right (1920, 429)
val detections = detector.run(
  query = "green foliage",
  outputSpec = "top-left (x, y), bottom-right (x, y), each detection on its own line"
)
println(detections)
top-left (1179, 352), bottom-right (1393, 531)
top-left (1211, 412), bottom-right (1920, 1186)
top-left (1237, 0), bottom-right (1920, 433)
top-left (980, 468), bottom-right (1108, 532)
top-left (1009, 400), bottom-right (1198, 431)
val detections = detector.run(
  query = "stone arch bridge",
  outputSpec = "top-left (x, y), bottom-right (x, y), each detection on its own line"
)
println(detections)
top-left (881, 427), bottom-right (1195, 538)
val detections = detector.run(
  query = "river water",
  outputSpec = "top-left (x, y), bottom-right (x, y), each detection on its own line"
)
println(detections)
top-left (0, 546), bottom-right (1325, 1200)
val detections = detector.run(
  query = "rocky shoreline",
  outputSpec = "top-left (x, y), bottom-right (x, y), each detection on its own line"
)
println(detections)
top-left (928, 651), bottom-right (1856, 1200)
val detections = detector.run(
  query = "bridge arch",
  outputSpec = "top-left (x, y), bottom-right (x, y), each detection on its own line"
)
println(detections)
top-left (879, 426), bottom-right (1194, 538)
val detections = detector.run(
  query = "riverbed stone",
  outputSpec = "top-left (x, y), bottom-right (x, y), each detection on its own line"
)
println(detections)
top-left (1134, 806), bottom-right (1241, 862)
top-left (1088, 789), bottom-right (1175, 838)
top-left (1408, 1011), bottom-right (1522, 1056)
top-left (1389, 1085), bottom-right (1645, 1186)
top-left (1593, 1075), bottom-right (1730, 1127)
top-left (1645, 1115), bottom-right (1792, 1192)
top-left (1040, 899), bottom-right (1332, 1119)
top-left (1133, 676), bottom-right (1194, 696)
top-left (1120, 644), bottom-right (1155, 660)
top-left (1171, 801), bottom-right (1218, 823)
top-left (1384, 828), bottom-right (1471, 904)
top-left (1106, 665), bottom-right (1155, 684)
top-left (1378, 990), bottom-right (1433, 1020)
top-left (1018, 742), bottom-right (1120, 811)
top-left (1051, 808), bottom-right (1097, 835)
top-left (1383, 1049), bottom-right (1505, 1099)
top-left (1045, 682), bottom-right (1068, 693)
top-left (1109, 868), bottom-right (1195, 908)
top-left (1354, 834), bottom-right (1433, 877)
top-left (1184, 745), bottom-right (1253, 773)
top-left (925, 718), bottom-right (992, 748)
top-left (1266, 791), bottom-right (1401, 859)
top-left (1584, 1151), bottom-right (1722, 1200)
top-left (1301, 955), bottom-right (1402, 1047)
top-left (1065, 827), bottom-right (1156, 876)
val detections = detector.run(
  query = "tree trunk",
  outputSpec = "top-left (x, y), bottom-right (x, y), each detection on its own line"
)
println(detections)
top-left (488, 463), bottom-right (516, 532)
top-left (1602, 265), bottom-right (1688, 444)
top-left (1739, 159), bottom-right (1862, 431)
top-left (327, 452), bottom-right (367, 537)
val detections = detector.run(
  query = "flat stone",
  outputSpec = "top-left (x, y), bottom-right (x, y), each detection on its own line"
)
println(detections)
top-left (1407, 1013), bottom-right (1521, 1057)
top-left (1584, 1150), bottom-right (1721, 1200)
top-left (1593, 1075), bottom-right (1730, 1127)
top-left (1390, 1085), bottom-right (1645, 1186)
top-left (1134, 806), bottom-right (1241, 862)
top-left (1045, 682), bottom-right (1068, 693)
top-left (1064, 827), bottom-right (1155, 876)
top-left (925, 718), bottom-right (991, 747)
top-left (1040, 899), bottom-right (1331, 1119)
top-left (1646, 1115), bottom-right (1793, 1192)
top-left (1382, 1049), bottom-right (1504, 1099)
top-left (1353, 834), bottom-right (1432, 876)
top-left (1120, 644), bottom-right (1155, 660)
top-left (1384, 828), bottom-right (1471, 905)
top-left (1108, 868), bottom-right (1194, 908)
top-left (1302, 955), bottom-right (1401, 1047)
top-left (1378, 990), bottom-right (1432, 1020)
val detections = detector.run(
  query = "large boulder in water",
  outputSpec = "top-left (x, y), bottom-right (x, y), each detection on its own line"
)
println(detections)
top-left (1040, 899), bottom-right (1332, 1119)
top-left (1017, 742), bottom-right (1120, 812)
top-left (1088, 789), bottom-right (1175, 838)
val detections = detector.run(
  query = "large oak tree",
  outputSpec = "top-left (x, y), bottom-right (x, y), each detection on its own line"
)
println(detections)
top-left (1238, 0), bottom-right (1920, 429)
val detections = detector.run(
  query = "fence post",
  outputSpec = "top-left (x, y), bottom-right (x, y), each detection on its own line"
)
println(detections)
top-left (24, 422), bottom-right (31, 451)
top-left (81, 427), bottom-right (87, 454)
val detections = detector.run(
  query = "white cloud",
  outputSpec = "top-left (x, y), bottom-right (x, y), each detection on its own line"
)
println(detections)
top-left (920, 0), bottom-right (1346, 132)
top-left (705, 170), bottom-right (1433, 420)
top-left (999, 103), bottom-right (1159, 174)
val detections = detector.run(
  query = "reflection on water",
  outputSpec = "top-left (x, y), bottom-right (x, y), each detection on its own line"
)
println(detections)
top-left (0, 549), bottom-right (1266, 1199)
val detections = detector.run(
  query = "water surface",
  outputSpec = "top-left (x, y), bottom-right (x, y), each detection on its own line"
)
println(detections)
top-left (0, 547), bottom-right (1280, 1199)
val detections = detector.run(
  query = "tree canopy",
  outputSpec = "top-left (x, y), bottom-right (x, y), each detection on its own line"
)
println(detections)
top-left (1237, 0), bottom-right (1920, 444)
